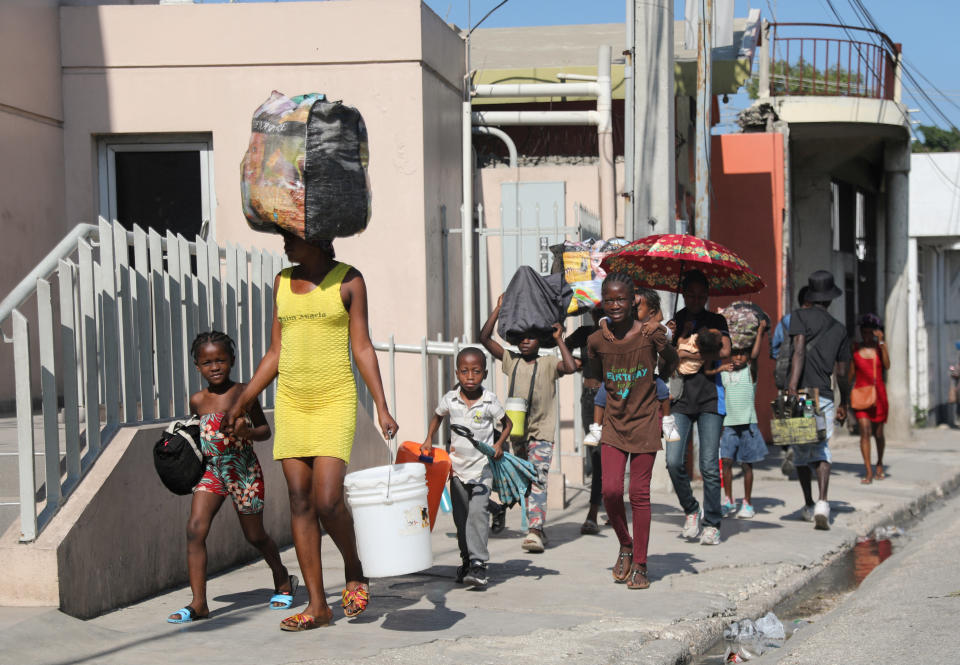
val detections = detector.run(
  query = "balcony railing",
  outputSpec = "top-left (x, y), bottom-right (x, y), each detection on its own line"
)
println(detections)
top-left (758, 22), bottom-right (901, 102)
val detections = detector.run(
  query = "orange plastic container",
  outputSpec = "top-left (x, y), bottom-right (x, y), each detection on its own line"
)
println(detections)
top-left (395, 441), bottom-right (451, 531)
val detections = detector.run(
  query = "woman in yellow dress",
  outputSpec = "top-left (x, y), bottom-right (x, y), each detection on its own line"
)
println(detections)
top-left (226, 231), bottom-right (398, 631)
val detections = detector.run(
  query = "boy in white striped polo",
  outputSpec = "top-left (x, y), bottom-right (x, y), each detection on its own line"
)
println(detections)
top-left (719, 318), bottom-right (769, 519)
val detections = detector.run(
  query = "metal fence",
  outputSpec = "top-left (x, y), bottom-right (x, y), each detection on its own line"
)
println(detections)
top-left (767, 23), bottom-right (900, 100)
top-left (2, 218), bottom-right (593, 543)
top-left (372, 336), bottom-right (584, 477)
top-left (0, 219), bottom-right (309, 542)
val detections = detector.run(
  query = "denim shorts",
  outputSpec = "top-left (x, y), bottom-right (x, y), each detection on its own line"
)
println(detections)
top-left (792, 397), bottom-right (834, 466)
top-left (720, 423), bottom-right (767, 463)
top-left (655, 376), bottom-right (670, 402)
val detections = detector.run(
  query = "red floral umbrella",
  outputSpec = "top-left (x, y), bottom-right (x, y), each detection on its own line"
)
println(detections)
top-left (599, 233), bottom-right (765, 295)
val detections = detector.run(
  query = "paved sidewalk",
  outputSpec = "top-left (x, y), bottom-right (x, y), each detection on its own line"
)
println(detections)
top-left (2, 428), bottom-right (959, 665)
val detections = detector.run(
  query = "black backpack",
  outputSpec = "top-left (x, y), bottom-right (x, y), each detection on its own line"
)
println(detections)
top-left (153, 418), bottom-right (204, 495)
top-left (773, 311), bottom-right (838, 391)
top-left (774, 318), bottom-right (793, 390)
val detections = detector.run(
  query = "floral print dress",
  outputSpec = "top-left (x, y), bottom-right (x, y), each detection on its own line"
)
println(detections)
top-left (193, 412), bottom-right (265, 514)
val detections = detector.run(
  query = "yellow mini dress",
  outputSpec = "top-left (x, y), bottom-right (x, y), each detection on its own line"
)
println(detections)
top-left (273, 262), bottom-right (357, 463)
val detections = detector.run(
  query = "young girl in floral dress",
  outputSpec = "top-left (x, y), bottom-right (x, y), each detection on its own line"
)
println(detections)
top-left (167, 332), bottom-right (294, 623)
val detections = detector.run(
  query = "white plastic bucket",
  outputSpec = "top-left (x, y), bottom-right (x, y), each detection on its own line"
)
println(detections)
top-left (505, 396), bottom-right (528, 439)
top-left (344, 463), bottom-right (432, 577)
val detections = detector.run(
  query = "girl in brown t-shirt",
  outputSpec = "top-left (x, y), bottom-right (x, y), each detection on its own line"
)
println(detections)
top-left (586, 275), bottom-right (678, 589)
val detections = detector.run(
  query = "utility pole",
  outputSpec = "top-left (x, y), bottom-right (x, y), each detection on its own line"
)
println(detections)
top-left (694, 0), bottom-right (713, 239)
top-left (632, 0), bottom-right (675, 240)
top-left (623, 0), bottom-right (635, 240)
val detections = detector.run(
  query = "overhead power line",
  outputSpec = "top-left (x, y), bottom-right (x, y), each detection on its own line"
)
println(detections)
top-left (844, 0), bottom-right (958, 129)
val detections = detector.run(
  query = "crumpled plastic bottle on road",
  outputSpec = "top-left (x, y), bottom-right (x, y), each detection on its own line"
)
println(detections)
top-left (723, 618), bottom-right (764, 662)
top-left (723, 612), bottom-right (787, 662)
top-left (873, 525), bottom-right (905, 541)
top-left (755, 611), bottom-right (786, 645)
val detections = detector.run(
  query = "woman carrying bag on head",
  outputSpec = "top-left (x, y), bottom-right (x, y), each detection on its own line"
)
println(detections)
top-left (849, 313), bottom-right (889, 484)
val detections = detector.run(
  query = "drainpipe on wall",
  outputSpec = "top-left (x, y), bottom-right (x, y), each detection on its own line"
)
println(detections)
top-left (471, 126), bottom-right (517, 168)
top-left (462, 99), bottom-right (474, 342)
top-left (597, 45), bottom-right (617, 240)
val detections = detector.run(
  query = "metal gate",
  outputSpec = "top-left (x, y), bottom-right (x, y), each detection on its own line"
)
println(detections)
top-left (476, 182), bottom-right (597, 327)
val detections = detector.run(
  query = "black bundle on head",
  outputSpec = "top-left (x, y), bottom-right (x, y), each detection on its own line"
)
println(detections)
top-left (191, 331), bottom-right (236, 362)
top-left (636, 287), bottom-right (660, 313)
top-left (602, 271), bottom-right (636, 293)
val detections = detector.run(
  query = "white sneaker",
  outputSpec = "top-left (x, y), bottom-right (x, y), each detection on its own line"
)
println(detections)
top-left (736, 503), bottom-right (755, 519)
top-left (700, 526), bottom-right (721, 545)
top-left (681, 508), bottom-right (702, 539)
top-left (661, 415), bottom-right (681, 442)
top-left (800, 504), bottom-right (815, 522)
top-left (813, 500), bottom-right (831, 530)
top-left (584, 423), bottom-right (602, 446)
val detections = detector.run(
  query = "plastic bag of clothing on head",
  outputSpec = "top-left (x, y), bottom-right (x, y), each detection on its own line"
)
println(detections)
top-left (549, 238), bottom-right (629, 314)
top-left (721, 301), bottom-right (770, 350)
top-left (497, 266), bottom-right (573, 348)
top-left (241, 91), bottom-right (371, 242)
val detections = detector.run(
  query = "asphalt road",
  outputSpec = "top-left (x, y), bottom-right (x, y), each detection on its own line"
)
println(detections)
top-left (763, 488), bottom-right (960, 665)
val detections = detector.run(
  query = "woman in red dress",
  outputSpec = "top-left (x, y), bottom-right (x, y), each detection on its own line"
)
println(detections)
top-left (849, 314), bottom-right (890, 484)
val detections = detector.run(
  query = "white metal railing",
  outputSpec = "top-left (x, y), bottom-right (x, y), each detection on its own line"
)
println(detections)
top-left (2, 219), bottom-right (592, 542)
top-left (0, 218), bottom-right (309, 542)
top-left (372, 336), bottom-right (585, 476)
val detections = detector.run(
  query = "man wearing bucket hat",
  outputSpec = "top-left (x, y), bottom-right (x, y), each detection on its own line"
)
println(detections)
top-left (786, 270), bottom-right (852, 530)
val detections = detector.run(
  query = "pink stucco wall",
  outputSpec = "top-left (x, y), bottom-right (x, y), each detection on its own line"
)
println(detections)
top-left (54, 1), bottom-right (464, 435)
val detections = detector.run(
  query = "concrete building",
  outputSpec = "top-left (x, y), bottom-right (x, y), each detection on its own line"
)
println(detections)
top-left (908, 151), bottom-right (960, 426)
top-left (1, 0), bottom-right (464, 423)
top-left (734, 20), bottom-right (913, 439)
top-left (465, 15), bottom-right (760, 478)
top-left (0, 0), bottom-right (465, 615)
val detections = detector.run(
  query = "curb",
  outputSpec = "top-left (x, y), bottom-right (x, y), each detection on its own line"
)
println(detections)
top-left (645, 465), bottom-right (960, 664)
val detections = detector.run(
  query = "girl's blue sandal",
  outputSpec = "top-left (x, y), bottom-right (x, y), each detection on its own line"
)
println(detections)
top-left (167, 607), bottom-right (206, 623)
top-left (270, 574), bottom-right (299, 610)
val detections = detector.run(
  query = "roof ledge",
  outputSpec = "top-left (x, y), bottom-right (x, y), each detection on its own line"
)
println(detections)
top-left (757, 96), bottom-right (910, 132)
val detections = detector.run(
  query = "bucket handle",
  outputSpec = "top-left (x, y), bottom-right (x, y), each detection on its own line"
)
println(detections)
top-left (384, 464), bottom-right (392, 505)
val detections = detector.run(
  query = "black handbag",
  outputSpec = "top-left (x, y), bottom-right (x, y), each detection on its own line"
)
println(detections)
top-left (153, 417), bottom-right (204, 495)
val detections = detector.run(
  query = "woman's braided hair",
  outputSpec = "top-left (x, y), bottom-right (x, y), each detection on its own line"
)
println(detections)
top-left (191, 331), bottom-right (236, 362)
top-left (601, 271), bottom-right (636, 293)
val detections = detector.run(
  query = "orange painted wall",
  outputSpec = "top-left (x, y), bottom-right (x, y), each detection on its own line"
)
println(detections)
top-left (709, 133), bottom-right (785, 439)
